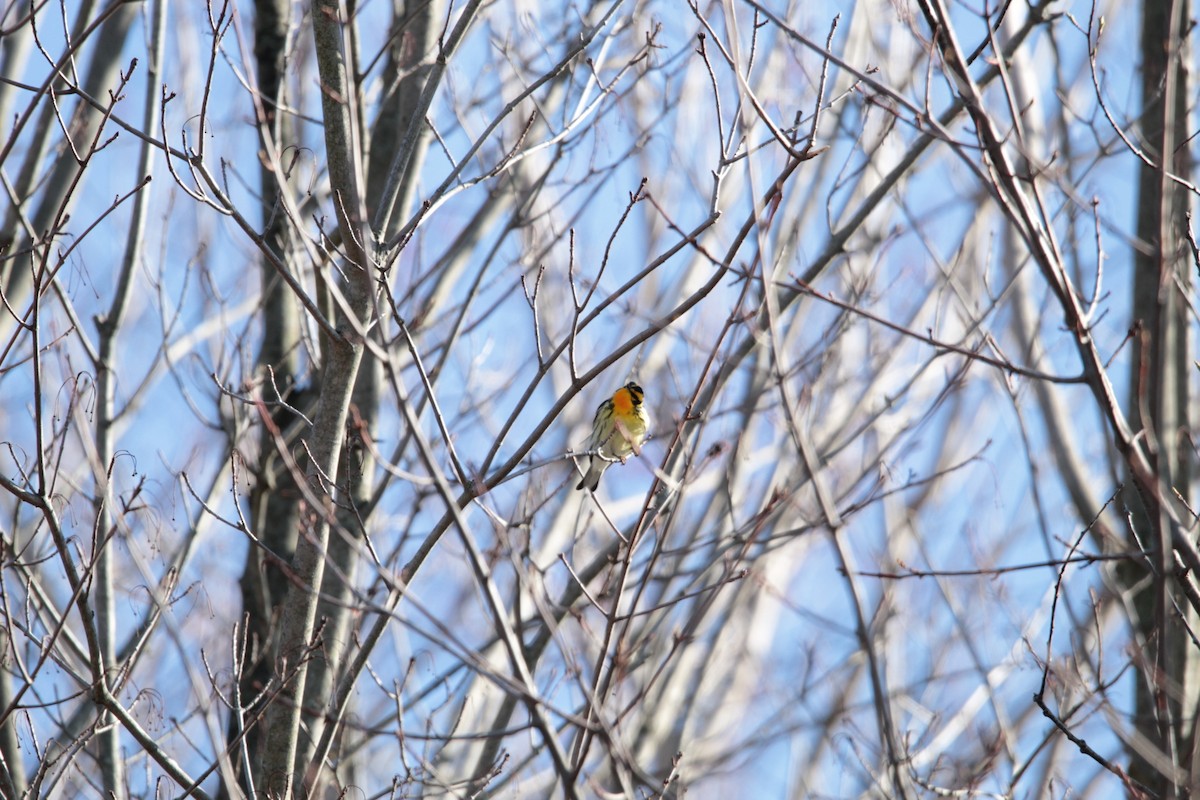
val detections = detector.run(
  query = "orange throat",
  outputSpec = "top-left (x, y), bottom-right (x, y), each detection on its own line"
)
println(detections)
top-left (612, 388), bottom-right (634, 415)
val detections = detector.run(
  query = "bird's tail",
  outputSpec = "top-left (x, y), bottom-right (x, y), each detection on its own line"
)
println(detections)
top-left (575, 458), bottom-right (606, 491)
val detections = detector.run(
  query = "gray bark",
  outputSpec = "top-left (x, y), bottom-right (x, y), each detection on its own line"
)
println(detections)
top-left (1126, 0), bottom-right (1193, 794)
top-left (255, 0), bottom-right (374, 793)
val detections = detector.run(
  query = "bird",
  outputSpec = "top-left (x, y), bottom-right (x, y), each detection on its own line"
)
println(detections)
top-left (575, 381), bottom-right (650, 492)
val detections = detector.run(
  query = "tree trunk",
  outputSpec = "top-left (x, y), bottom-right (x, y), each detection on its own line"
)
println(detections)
top-left (1126, 0), bottom-right (1192, 794)
top-left (228, 1), bottom-right (308, 795)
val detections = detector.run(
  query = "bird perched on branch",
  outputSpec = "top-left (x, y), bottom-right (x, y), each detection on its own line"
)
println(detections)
top-left (576, 381), bottom-right (650, 492)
